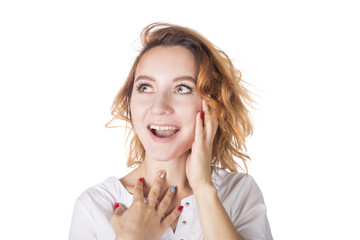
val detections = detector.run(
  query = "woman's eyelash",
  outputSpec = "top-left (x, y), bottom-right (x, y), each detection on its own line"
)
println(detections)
top-left (176, 83), bottom-right (194, 93)
top-left (136, 83), bottom-right (151, 92)
top-left (135, 82), bottom-right (194, 93)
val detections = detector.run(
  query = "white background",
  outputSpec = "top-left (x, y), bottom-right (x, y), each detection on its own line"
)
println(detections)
top-left (1, 0), bottom-right (359, 239)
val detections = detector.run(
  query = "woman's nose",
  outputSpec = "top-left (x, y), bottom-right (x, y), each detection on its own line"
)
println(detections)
top-left (149, 92), bottom-right (174, 115)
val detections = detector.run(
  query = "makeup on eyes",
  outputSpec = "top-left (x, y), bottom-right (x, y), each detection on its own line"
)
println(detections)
top-left (135, 81), bottom-right (194, 94)
top-left (175, 83), bottom-right (194, 93)
top-left (136, 82), bottom-right (152, 92)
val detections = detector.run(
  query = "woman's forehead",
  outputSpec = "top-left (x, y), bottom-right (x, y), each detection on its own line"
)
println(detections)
top-left (135, 46), bottom-right (197, 77)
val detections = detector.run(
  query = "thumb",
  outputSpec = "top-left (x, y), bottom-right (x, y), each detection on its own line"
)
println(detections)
top-left (113, 202), bottom-right (126, 215)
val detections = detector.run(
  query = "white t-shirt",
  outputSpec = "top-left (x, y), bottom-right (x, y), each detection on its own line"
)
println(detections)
top-left (69, 169), bottom-right (272, 240)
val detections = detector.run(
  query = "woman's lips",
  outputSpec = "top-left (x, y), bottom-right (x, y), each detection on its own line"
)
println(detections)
top-left (147, 126), bottom-right (181, 143)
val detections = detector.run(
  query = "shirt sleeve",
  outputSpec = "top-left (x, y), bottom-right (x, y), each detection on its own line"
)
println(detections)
top-left (228, 174), bottom-right (273, 240)
top-left (68, 198), bottom-right (97, 240)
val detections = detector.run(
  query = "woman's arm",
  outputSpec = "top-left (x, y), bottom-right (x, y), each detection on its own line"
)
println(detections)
top-left (186, 100), bottom-right (244, 240)
top-left (194, 183), bottom-right (244, 240)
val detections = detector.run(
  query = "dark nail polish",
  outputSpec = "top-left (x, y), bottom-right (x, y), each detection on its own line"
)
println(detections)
top-left (178, 206), bottom-right (184, 212)
top-left (200, 111), bottom-right (204, 119)
top-left (139, 177), bottom-right (144, 183)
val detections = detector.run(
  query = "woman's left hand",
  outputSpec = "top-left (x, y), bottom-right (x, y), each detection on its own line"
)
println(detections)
top-left (186, 99), bottom-right (219, 192)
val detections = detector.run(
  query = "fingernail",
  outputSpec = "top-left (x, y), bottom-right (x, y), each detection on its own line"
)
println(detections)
top-left (171, 186), bottom-right (177, 193)
top-left (178, 206), bottom-right (184, 212)
top-left (114, 203), bottom-right (119, 211)
top-left (159, 170), bottom-right (166, 179)
top-left (200, 111), bottom-right (204, 119)
top-left (139, 177), bottom-right (144, 183)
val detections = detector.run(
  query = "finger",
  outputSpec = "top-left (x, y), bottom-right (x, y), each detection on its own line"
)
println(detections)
top-left (161, 205), bottom-right (183, 227)
top-left (195, 111), bottom-right (204, 142)
top-left (157, 186), bottom-right (176, 216)
top-left (113, 203), bottom-right (126, 215)
top-left (147, 170), bottom-right (166, 208)
top-left (202, 99), bottom-right (210, 138)
top-left (202, 99), bottom-right (209, 112)
top-left (202, 99), bottom-right (218, 143)
top-left (111, 203), bottom-right (125, 230)
top-left (202, 99), bottom-right (212, 124)
top-left (133, 177), bottom-right (145, 202)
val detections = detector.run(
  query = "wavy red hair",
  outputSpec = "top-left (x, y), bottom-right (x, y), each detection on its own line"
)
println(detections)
top-left (106, 23), bottom-right (254, 173)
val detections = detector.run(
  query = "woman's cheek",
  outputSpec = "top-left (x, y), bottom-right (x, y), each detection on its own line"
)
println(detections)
top-left (181, 106), bottom-right (199, 131)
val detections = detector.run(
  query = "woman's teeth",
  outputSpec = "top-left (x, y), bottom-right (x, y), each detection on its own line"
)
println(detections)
top-left (149, 125), bottom-right (180, 138)
top-left (149, 125), bottom-right (179, 131)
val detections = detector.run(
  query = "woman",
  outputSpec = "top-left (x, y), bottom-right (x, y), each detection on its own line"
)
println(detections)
top-left (69, 23), bottom-right (272, 240)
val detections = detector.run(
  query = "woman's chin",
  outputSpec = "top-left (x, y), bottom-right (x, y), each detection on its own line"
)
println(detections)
top-left (146, 148), bottom-right (191, 162)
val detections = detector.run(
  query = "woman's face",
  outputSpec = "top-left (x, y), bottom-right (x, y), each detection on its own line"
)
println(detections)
top-left (130, 46), bottom-right (202, 161)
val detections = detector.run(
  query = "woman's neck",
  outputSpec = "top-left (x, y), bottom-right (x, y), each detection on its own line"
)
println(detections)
top-left (136, 152), bottom-right (193, 199)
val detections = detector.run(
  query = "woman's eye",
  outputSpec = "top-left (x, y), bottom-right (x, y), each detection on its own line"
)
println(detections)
top-left (176, 85), bottom-right (193, 94)
top-left (137, 84), bottom-right (152, 93)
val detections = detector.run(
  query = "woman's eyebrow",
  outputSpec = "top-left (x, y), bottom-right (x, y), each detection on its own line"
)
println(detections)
top-left (134, 75), bottom-right (196, 84)
top-left (173, 76), bottom-right (197, 84)
top-left (134, 75), bottom-right (155, 82)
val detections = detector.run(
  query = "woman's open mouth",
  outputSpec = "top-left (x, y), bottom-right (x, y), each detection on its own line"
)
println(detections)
top-left (148, 125), bottom-right (180, 138)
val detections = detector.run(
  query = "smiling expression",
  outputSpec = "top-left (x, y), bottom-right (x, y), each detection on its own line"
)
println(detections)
top-left (130, 46), bottom-right (202, 161)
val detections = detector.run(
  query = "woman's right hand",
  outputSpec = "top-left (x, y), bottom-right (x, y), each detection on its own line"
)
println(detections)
top-left (111, 171), bottom-right (182, 240)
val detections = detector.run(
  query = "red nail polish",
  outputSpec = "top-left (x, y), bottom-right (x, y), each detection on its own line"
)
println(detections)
top-left (139, 177), bottom-right (144, 183)
top-left (200, 111), bottom-right (204, 119)
top-left (114, 203), bottom-right (119, 211)
top-left (178, 206), bottom-right (184, 212)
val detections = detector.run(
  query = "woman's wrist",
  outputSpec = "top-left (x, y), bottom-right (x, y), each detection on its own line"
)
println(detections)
top-left (116, 233), bottom-right (140, 240)
top-left (193, 181), bottom-right (217, 197)
top-left (115, 230), bottom-right (129, 240)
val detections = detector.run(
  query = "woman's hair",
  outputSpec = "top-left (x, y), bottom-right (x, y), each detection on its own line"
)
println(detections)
top-left (106, 22), bottom-right (254, 173)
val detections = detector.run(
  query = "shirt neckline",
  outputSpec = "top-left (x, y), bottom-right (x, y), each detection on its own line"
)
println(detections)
top-left (112, 168), bottom-right (225, 202)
